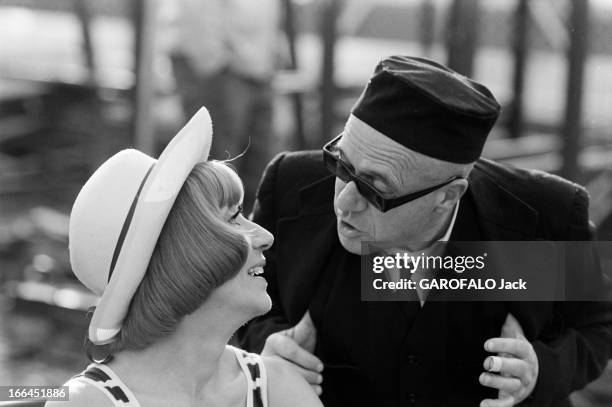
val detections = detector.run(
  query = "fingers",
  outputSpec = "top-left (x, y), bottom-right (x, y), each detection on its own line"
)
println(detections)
top-left (485, 338), bottom-right (531, 359)
top-left (263, 332), bottom-right (323, 373)
top-left (294, 365), bottom-right (324, 386)
top-left (480, 395), bottom-right (515, 407)
top-left (479, 372), bottom-right (522, 393)
top-left (484, 355), bottom-right (503, 372)
top-left (482, 327), bottom-right (538, 405)
top-left (483, 356), bottom-right (528, 379)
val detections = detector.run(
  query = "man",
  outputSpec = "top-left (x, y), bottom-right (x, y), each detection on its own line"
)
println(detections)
top-left (238, 56), bottom-right (612, 406)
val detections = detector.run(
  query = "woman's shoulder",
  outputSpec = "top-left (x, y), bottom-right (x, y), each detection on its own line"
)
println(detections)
top-left (262, 356), bottom-right (323, 407)
top-left (225, 346), bottom-right (321, 407)
top-left (44, 377), bottom-right (115, 407)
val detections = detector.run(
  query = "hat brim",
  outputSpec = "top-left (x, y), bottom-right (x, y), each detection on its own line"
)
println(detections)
top-left (89, 107), bottom-right (213, 344)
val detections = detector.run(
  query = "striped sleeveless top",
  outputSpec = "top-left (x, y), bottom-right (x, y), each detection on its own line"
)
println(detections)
top-left (68, 346), bottom-right (268, 407)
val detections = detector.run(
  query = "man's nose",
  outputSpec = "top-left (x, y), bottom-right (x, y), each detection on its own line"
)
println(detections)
top-left (336, 181), bottom-right (368, 213)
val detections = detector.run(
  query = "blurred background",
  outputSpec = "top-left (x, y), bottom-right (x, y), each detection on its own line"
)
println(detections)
top-left (0, 0), bottom-right (610, 405)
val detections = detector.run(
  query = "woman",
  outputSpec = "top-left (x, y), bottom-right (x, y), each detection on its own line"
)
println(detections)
top-left (48, 108), bottom-right (321, 407)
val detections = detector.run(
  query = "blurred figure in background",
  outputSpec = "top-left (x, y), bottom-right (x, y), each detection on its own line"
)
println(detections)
top-left (159, 0), bottom-right (282, 212)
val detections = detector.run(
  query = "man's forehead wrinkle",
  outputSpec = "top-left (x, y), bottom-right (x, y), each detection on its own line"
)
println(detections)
top-left (341, 133), bottom-right (471, 192)
top-left (343, 132), bottom-right (409, 184)
top-left (355, 134), bottom-right (437, 187)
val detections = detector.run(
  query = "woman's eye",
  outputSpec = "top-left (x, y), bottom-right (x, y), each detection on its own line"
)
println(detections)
top-left (228, 205), bottom-right (243, 225)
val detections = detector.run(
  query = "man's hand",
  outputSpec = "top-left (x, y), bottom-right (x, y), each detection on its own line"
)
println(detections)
top-left (262, 311), bottom-right (324, 395)
top-left (479, 313), bottom-right (539, 407)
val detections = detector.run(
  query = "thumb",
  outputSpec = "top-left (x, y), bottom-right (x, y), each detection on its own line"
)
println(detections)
top-left (500, 313), bottom-right (525, 339)
top-left (292, 311), bottom-right (317, 351)
top-left (294, 311), bottom-right (315, 336)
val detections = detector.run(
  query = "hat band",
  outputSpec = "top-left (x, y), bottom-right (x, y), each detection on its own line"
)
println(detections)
top-left (108, 163), bottom-right (155, 282)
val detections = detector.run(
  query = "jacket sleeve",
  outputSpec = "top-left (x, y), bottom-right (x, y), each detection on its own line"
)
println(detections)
top-left (527, 187), bottom-right (612, 405)
top-left (237, 153), bottom-right (292, 353)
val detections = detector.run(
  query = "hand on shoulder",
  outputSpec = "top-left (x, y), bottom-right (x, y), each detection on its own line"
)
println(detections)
top-left (45, 379), bottom-right (114, 407)
top-left (264, 356), bottom-right (323, 407)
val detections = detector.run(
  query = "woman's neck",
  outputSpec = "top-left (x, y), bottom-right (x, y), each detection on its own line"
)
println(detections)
top-left (108, 307), bottom-right (242, 402)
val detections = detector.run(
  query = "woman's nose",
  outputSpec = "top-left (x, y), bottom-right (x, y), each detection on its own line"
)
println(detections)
top-left (250, 223), bottom-right (274, 251)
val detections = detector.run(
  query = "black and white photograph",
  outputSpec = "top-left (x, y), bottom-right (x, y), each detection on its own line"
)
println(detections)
top-left (0, 0), bottom-right (611, 406)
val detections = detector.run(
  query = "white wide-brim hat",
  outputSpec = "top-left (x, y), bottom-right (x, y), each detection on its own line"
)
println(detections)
top-left (69, 107), bottom-right (212, 345)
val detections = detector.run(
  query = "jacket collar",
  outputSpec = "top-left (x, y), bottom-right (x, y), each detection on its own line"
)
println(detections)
top-left (275, 174), bottom-right (337, 322)
top-left (297, 174), bottom-right (336, 216)
top-left (465, 160), bottom-right (538, 240)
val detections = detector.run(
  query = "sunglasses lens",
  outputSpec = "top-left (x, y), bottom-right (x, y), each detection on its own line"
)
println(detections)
top-left (325, 154), bottom-right (350, 183)
top-left (354, 181), bottom-right (382, 210)
top-left (323, 148), bottom-right (384, 211)
top-left (336, 163), bottom-right (351, 182)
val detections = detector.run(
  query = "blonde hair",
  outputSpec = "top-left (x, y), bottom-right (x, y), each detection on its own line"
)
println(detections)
top-left (112, 161), bottom-right (249, 351)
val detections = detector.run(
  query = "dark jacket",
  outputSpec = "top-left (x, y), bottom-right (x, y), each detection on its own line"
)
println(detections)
top-left (238, 151), bottom-right (612, 407)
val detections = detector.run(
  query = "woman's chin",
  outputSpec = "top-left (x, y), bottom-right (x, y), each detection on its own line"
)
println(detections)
top-left (256, 294), bottom-right (273, 315)
top-left (262, 294), bottom-right (272, 313)
top-left (247, 294), bottom-right (272, 319)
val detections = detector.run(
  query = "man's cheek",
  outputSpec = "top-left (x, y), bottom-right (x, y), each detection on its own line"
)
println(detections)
top-left (334, 178), bottom-right (345, 194)
top-left (333, 180), bottom-right (344, 209)
top-left (362, 212), bottom-right (376, 239)
top-left (373, 212), bottom-right (404, 241)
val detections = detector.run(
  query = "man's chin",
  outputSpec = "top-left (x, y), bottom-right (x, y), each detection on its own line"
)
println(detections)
top-left (338, 233), bottom-right (363, 255)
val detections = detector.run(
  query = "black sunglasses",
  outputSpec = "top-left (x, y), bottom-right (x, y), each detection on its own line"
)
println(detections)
top-left (322, 134), bottom-right (463, 213)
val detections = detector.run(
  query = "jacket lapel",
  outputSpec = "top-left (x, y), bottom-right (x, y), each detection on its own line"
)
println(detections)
top-left (276, 175), bottom-right (338, 323)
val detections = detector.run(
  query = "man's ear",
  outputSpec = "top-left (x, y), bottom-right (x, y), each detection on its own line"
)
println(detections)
top-left (435, 179), bottom-right (469, 211)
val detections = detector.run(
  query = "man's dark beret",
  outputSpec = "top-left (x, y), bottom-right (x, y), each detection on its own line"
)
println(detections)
top-left (351, 56), bottom-right (501, 164)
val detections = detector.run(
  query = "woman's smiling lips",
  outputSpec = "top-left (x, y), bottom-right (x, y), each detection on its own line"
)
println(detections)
top-left (247, 258), bottom-right (267, 284)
